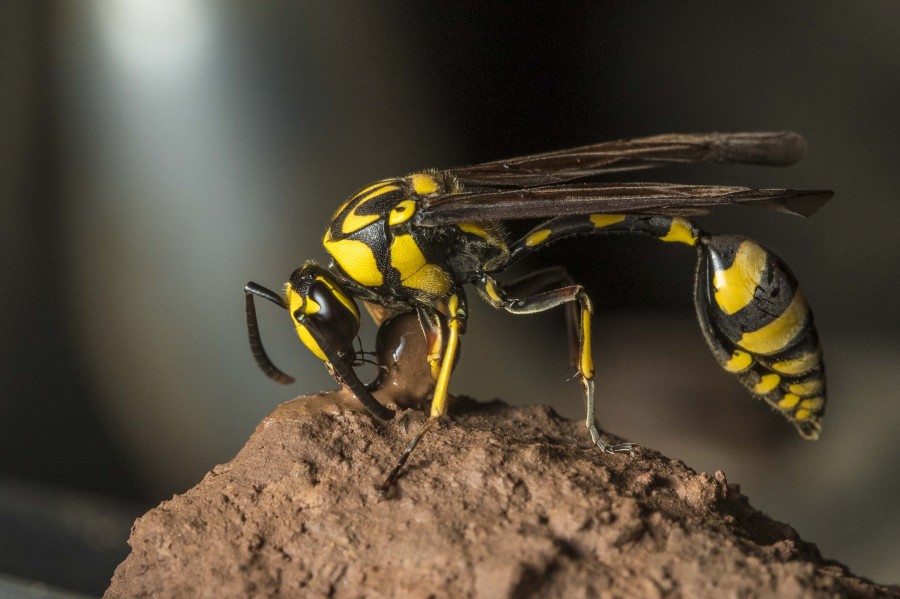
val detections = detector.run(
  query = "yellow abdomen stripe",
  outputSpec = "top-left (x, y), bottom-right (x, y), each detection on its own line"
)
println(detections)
top-left (713, 241), bottom-right (767, 315)
top-left (738, 290), bottom-right (809, 355)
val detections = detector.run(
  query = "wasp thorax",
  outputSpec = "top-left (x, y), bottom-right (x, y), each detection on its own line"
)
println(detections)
top-left (285, 264), bottom-right (361, 362)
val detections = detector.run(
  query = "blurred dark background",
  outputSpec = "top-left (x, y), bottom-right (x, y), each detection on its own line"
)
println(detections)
top-left (2, 1), bottom-right (898, 595)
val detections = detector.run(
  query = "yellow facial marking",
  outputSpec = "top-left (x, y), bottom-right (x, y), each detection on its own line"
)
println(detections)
top-left (724, 350), bottom-right (753, 373)
top-left (788, 378), bottom-right (824, 397)
top-left (296, 325), bottom-right (327, 361)
top-left (589, 214), bottom-right (626, 228)
top-left (660, 217), bottom-right (698, 246)
top-left (525, 229), bottom-right (552, 247)
top-left (580, 310), bottom-right (594, 379)
top-left (340, 184), bottom-right (401, 234)
top-left (323, 238), bottom-right (383, 287)
top-left (286, 286), bottom-right (319, 316)
top-left (771, 347), bottom-right (821, 375)
top-left (799, 397), bottom-right (824, 411)
top-left (286, 288), bottom-right (327, 361)
top-left (409, 173), bottom-right (439, 195)
top-left (286, 286), bottom-right (302, 314)
top-left (753, 373), bottom-right (781, 394)
top-left (713, 241), bottom-right (767, 315)
top-left (738, 291), bottom-right (808, 355)
top-left (388, 199), bottom-right (416, 226)
top-left (778, 394), bottom-right (800, 409)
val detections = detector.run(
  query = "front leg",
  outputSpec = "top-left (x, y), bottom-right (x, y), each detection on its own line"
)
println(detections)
top-left (381, 290), bottom-right (467, 492)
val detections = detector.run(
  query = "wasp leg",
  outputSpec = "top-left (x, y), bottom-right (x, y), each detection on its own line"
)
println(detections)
top-left (380, 291), bottom-right (467, 493)
top-left (474, 274), bottom-right (635, 455)
top-left (415, 304), bottom-right (446, 381)
top-left (495, 266), bottom-right (582, 367)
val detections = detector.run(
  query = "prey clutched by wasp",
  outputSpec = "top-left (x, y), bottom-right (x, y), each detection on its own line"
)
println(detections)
top-left (244, 131), bottom-right (830, 489)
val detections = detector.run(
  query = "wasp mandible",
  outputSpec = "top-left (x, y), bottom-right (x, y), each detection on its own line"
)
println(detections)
top-left (245, 131), bottom-right (830, 484)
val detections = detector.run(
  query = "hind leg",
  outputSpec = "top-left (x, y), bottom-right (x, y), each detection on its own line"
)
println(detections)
top-left (475, 271), bottom-right (635, 455)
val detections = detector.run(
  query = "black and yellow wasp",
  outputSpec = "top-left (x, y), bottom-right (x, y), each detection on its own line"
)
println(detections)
top-left (245, 131), bottom-right (830, 480)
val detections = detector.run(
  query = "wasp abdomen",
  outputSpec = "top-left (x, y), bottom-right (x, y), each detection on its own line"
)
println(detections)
top-left (695, 235), bottom-right (826, 438)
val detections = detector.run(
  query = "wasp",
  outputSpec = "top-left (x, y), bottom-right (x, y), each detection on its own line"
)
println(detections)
top-left (245, 131), bottom-right (830, 486)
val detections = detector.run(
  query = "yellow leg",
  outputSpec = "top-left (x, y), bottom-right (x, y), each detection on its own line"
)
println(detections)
top-left (380, 293), bottom-right (464, 493)
top-left (430, 294), bottom-right (461, 418)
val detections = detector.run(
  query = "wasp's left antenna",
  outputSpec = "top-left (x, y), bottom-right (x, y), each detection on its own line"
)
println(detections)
top-left (244, 282), bottom-right (295, 384)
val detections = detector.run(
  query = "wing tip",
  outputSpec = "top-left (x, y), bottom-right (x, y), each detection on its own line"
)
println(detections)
top-left (713, 131), bottom-right (808, 167)
top-left (770, 189), bottom-right (833, 217)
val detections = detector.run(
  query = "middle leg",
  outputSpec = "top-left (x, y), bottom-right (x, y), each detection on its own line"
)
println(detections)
top-left (474, 271), bottom-right (635, 455)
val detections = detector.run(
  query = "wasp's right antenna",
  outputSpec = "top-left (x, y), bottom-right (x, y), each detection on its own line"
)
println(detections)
top-left (244, 282), bottom-right (295, 384)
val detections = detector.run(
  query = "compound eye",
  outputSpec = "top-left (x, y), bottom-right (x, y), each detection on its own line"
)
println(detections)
top-left (297, 278), bottom-right (360, 356)
top-left (388, 199), bottom-right (416, 226)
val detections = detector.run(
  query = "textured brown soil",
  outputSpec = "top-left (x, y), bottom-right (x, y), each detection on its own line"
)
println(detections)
top-left (105, 392), bottom-right (898, 598)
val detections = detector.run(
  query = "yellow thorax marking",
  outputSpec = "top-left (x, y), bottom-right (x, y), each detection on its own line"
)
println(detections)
top-left (738, 290), bottom-right (809, 355)
top-left (333, 180), bottom-right (395, 219)
top-left (340, 184), bottom-right (401, 234)
top-left (390, 234), bottom-right (427, 280)
top-left (713, 241), bottom-right (767, 315)
top-left (323, 237), bottom-right (383, 287)
top-left (389, 199), bottom-right (417, 226)
top-left (389, 234), bottom-right (453, 295)
top-left (409, 173), bottom-right (439, 195)
top-left (458, 223), bottom-right (509, 252)
top-left (285, 286), bottom-right (327, 361)
top-left (458, 222), bottom-right (490, 238)
top-left (660, 217), bottom-right (698, 246)
top-left (403, 264), bottom-right (452, 295)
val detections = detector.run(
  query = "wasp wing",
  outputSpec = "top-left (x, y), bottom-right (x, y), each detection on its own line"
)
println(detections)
top-left (445, 131), bottom-right (808, 188)
top-left (419, 183), bottom-right (832, 226)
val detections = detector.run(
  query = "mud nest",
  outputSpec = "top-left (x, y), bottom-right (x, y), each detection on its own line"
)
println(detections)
top-left (105, 393), bottom-right (897, 598)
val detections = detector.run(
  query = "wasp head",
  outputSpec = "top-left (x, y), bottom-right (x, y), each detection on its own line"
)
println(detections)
top-left (285, 263), bottom-right (361, 361)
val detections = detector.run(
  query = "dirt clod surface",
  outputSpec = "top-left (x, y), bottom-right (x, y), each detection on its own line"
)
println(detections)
top-left (105, 395), bottom-right (897, 598)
